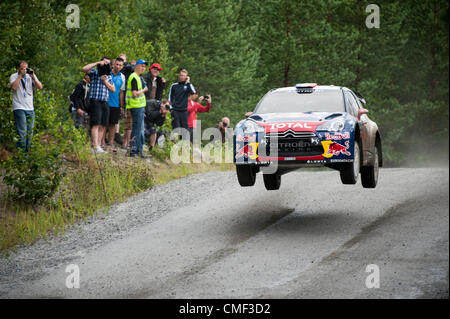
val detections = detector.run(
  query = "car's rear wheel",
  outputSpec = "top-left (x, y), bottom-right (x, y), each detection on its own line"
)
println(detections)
top-left (236, 165), bottom-right (256, 187)
top-left (340, 139), bottom-right (360, 184)
top-left (263, 173), bottom-right (281, 190)
top-left (361, 145), bottom-right (379, 188)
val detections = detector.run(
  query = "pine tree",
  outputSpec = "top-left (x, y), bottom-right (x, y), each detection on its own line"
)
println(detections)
top-left (141, 0), bottom-right (263, 128)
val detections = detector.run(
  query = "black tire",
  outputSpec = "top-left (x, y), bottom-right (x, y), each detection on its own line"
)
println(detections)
top-left (361, 145), bottom-right (380, 188)
top-left (236, 165), bottom-right (256, 187)
top-left (263, 173), bottom-right (281, 190)
top-left (340, 139), bottom-right (361, 184)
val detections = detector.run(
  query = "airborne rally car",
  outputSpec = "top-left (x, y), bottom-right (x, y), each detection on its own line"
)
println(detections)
top-left (233, 83), bottom-right (382, 190)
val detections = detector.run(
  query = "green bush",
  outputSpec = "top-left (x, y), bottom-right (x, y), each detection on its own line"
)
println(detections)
top-left (2, 145), bottom-right (64, 204)
top-left (0, 90), bottom-right (82, 205)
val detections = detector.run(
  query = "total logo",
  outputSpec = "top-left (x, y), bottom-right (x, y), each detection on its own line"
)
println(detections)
top-left (267, 122), bottom-right (313, 130)
top-left (321, 140), bottom-right (351, 158)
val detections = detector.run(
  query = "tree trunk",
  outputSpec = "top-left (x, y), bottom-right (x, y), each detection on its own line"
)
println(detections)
top-left (283, 4), bottom-right (292, 87)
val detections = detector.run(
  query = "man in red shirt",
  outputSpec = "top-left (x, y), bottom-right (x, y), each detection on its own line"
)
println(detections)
top-left (188, 91), bottom-right (212, 142)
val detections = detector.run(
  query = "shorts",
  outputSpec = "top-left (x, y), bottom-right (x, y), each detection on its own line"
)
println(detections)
top-left (89, 99), bottom-right (109, 126)
top-left (124, 109), bottom-right (133, 130)
top-left (109, 107), bottom-right (121, 125)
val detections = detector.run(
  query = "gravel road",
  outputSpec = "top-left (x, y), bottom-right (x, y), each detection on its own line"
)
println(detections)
top-left (0, 168), bottom-right (448, 298)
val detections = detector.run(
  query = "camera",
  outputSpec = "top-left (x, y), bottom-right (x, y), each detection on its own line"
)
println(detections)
top-left (222, 121), bottom-right (228, 127)
top-left (164, 104), bottom-right (171, 110)
top-left (97, 62), bottom-right (111, 76)
top-left (26, 68), bottom-right (33, 75)
top-left (203, 95), bottom-right (209, 99)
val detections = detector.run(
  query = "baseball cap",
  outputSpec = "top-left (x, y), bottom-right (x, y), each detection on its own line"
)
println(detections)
top-left (135, 59), bottom-right (149, 66)
top-left (149, 63), bottom-right (163, 71)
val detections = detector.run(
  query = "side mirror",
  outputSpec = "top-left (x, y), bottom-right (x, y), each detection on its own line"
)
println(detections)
top-left (358, 108), bottom-right (369, 120)
top-left (245, 111), bottom-right (254, 118)
top-left (355, 92), bottom-right (366, 105)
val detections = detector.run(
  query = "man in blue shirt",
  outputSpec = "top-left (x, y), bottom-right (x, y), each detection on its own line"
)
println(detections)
top-left (82, 57), bottom-right (115, 153)
top-left (107, 58), bottom-right (126, 152)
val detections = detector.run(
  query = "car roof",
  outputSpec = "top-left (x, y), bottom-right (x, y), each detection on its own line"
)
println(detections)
top-left (270, 85), bottom-right (345, 93)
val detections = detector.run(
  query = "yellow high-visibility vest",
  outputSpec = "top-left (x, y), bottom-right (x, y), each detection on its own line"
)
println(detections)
top-left (126, 72), bottom-right (146, 109)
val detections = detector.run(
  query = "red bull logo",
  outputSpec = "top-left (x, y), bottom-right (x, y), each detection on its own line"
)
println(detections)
top-left (321, 140), bottom-right (351, 158)
top-left (235, 142), bottom-right (258, 160)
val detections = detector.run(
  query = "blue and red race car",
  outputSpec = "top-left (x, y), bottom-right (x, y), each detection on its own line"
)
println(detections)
top-left (233, 83), bottom-right (383, 190)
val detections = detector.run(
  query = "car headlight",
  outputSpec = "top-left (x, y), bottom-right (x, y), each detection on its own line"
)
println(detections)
top-left (316, 118), bottom-right (346, 132)
top-left (243, 120), bottom-right (265, 134)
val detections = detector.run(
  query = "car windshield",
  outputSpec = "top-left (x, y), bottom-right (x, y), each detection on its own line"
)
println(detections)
top-left (255, 90), bottom-right (345, 114)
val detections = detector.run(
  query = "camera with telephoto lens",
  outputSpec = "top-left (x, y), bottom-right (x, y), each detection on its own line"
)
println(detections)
top-left (97, 62), bottom-right (111, 76)
top-left (26, 68), bottom-right (33, 75)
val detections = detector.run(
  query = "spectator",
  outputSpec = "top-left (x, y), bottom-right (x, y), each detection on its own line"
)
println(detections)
top-left (187, 91), bottom-right (212, 142)
top-left (119, 54), bottom-right (134, 82)
top-left (70, 72), bottom-right (90, 129)
top-left (119, 54), bottom-right (135, 149)
top-left (126, 59), bottom-right (148, 158)
top-left (168, 69), bottom-right (196, 130)
top-left (9, 61), bottom-right (43, 152)
top-left (82, 57), bottom-right (115, 153)
top-left (107, 58), bottom-right (126, 152)
top-left (144, 99), bottom-right (170, 151)
top-left (215, 117), bottom-right (232, 143)
top-left (143, 63), bottom-right (166, 101)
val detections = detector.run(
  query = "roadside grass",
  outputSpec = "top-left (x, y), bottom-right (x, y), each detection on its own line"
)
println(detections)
top-left (0, 144), bottom-right (233, 254)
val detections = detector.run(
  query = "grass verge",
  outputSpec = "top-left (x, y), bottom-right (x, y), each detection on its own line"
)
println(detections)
top-left (0, 144), bottom-right (232, 254)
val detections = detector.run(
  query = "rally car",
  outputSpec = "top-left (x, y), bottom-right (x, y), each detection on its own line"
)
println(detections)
top-left (233, 83), bottom-right (382, 190)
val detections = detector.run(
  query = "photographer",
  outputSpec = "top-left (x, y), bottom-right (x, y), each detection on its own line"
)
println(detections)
top-left (187, 91), bottom-right (212, 143)
top-left (144, 99), bottom-right (170, 150)
top-left (9, 60), bottom-right (43, 152)
top-left (70, 72), bottom-right (90, 129)
top-left (215, 117), bottom-right (232, 143)
top-left (82, 57), bottom-right (115, 153)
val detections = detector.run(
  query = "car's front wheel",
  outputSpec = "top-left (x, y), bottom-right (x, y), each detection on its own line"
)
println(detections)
top-left (236, 165), bottom-right (256, 187)
top-left (340, 139), bottom-right (360, 184)
top-left (361, 145), bottom-right (379, 188)
top-left (263, 173), bottom-right (281, 190)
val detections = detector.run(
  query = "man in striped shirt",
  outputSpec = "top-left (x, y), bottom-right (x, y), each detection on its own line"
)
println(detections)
top-left (82, 57), bottom-right (115, 153)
